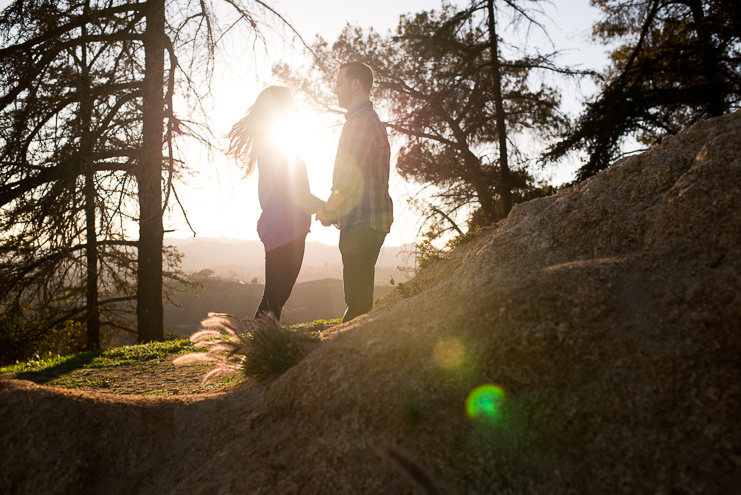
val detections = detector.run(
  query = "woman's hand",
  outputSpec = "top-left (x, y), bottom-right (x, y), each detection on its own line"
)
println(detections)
top-left (315, 210), bottom-right (332, 227)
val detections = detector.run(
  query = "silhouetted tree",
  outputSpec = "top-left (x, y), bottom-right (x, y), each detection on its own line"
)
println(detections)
top-left (544, 0), bottom-right (741, 180)
top-left (276, 1), bottom-right (573, 236)
top-left (0, 0), bottom-right (148, 349)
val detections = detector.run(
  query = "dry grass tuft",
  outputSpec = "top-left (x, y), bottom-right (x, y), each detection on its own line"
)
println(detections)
top-left (174, 313), bottom-right (320, 383)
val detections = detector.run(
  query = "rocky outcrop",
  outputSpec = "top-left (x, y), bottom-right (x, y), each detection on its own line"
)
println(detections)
top-left (2, 111), bottom-right (740, 494)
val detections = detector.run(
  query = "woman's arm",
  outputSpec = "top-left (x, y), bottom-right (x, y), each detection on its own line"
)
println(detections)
top-left (273, 152), bottom-right (325, 214)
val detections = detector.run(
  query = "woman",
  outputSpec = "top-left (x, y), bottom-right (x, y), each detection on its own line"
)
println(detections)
top-left (227, 86), bottom-right (324, 320)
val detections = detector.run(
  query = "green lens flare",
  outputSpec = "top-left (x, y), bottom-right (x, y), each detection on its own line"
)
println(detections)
top-left (466, 384), bottom-right (505, 419)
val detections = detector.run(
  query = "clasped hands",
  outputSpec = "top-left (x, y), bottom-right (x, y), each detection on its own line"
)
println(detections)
top-left (315, 192), bottom-right (344, 228)
top-left (315, 209), bottom-right (332, 227)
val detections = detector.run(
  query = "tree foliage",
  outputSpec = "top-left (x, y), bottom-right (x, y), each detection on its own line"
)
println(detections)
top-left (545, 0), bottom-right (741, 180)
top-left (0, 0), bottom-right (151, 350)
top-left (276, 1), bottom-right (570, 237)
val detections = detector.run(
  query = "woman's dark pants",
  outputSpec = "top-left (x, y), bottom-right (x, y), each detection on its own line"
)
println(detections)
top-left (256, 234), bottom-right (306, 320)
top-left (339, 223), bottom-right (387, 323)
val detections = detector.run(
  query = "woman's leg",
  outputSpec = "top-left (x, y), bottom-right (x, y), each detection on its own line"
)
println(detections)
top-left (255, 235), bottom-right (306, 320)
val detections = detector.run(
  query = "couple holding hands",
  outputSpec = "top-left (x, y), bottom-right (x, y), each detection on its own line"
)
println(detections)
top-left (227, 62), bottom-right (393, 324)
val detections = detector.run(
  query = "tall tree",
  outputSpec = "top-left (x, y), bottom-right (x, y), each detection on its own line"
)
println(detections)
top-left (487, 0), bottom-right (512, 215)
top-left (276, 2), bottom-right (571, 235)
top-left (79, 0), bottom-right (101, 348)
top-left (0, 0), bottom-right (146, 351)
top-left (544, 0), bottom-right (741, 180)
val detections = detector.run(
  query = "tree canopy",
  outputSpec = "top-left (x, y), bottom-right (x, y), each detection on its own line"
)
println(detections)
top-left (545, 0), bottom-right (741, 180)
top-left (277, 1), bottom-right (572, 237)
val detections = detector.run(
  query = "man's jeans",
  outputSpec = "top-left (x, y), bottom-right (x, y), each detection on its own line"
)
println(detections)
top-left (339, 223), bottom-right (387, 322)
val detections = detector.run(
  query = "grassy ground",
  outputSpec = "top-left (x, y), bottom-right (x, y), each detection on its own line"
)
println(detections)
top-left (0, 319), bottom-right (341, 396)
top-left (0, 339), bottom-right (238, 396)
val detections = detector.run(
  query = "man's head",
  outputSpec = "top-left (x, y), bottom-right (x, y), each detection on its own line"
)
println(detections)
top-left (334, 62), bottom-right (373, 110)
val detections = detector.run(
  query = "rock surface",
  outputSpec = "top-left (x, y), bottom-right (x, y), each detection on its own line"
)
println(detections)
top-left (2, 111), bottom-right (740, 494)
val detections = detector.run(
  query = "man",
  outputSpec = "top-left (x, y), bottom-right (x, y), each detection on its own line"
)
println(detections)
top-left (316, 62), bottom-right (393, 322)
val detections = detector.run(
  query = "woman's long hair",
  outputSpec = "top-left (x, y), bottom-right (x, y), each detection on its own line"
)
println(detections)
top-left (226, 86), bottom-right (297, 178)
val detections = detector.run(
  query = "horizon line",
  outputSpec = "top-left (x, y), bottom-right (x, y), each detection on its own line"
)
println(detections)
top-left (164, 235), bottom-right (412, 248)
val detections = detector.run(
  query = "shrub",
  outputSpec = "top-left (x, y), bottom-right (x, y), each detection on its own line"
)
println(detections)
top-left (397, 281), bottom-right (425, 299)
top-left (414, 226), bottom-right (485, 272)
top-left (174, 313), bottom-right (320, 383)
top-left (0, 310), bottom-right (85, 365)
top-left (415, 239), bottom-right (444, 270)
top-left (447, 225), bottom-right (484, 248)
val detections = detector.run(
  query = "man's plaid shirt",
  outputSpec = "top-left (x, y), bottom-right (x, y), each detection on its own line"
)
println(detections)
top-left (331, 101), bottom-right (393, 232)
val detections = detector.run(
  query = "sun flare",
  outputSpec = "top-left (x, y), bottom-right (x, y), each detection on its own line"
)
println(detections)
top-left (267, 112), bottom-right (338, 191)
top-left (272, 114), bottom-right (306, 154)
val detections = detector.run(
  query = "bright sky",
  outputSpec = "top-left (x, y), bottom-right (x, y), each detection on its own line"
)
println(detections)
top-left (169, 0), bottom-right (611, 247)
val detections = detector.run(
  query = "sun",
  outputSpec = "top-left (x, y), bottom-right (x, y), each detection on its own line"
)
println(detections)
top-left (272, 113), bottom-right (307, 155)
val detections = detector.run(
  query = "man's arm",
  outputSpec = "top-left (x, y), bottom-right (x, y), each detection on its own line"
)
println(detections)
top-left (332, 117), bottom-right (372, 194)
top-left (316, 112), bottom-right (373, 226)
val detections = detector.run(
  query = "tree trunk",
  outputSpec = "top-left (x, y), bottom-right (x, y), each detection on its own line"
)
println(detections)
top-left (137, 0), bottom-right (165, 343)
top-left (487, 0), bottom-right (512, 217)
top-left (447, 114), bottom-right (499, 224)
top-left (687, 0), bottom-right (724, 117)
top-left (80, 4), bottom-right (100, 350)
top-left (84, 172), bottom-right (99, 349)
top-left (463, 151), bottom-right (497, 223)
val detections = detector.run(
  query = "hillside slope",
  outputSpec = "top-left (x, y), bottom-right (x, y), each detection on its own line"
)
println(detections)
top-left (2, 111), bottom-right (740, 494)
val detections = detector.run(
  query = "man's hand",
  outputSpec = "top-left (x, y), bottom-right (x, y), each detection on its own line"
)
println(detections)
top-left (315, 209), bottom-right (332, 227)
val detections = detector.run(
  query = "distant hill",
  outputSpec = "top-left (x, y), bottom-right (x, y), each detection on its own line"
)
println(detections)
top-left (165, 237), bottom-right (413, 284)
top-left (165, 278), bottom-right (395, 333)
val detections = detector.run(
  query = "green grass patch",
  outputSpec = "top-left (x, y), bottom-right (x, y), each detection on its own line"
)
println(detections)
top-left (288, 318), bottom-right (341, 329)
top-left (50, 375), bottom-right (117, 389)
top-left (309, 318), bottom-right (341, 325)
top-left (0, 339), bottom-right (200, 376)
top-left (141, 389), bottom-right (169, 396)
top-left (134, 364), bottom-right (156, 373)
top-left (203, 375), bottom-right (238, 390)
